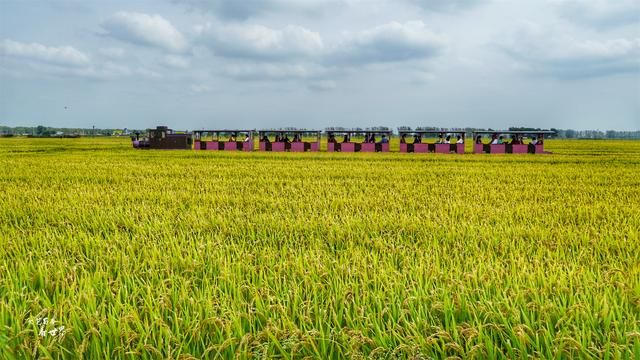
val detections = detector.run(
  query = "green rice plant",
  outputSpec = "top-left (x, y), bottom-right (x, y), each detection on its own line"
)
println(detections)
top-left (0, 137), bottom-right (638, 359)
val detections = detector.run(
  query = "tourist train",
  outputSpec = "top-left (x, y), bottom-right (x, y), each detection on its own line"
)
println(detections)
top-left (132, 126), bottom-right (554, 154)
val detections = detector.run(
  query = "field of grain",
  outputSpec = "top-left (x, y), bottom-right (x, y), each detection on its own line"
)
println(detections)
top-left (1, 138), bottom-right (639, 359)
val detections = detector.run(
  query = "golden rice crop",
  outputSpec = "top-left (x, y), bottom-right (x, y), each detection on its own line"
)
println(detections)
top-left (0, 137), bottom-right (639, 359)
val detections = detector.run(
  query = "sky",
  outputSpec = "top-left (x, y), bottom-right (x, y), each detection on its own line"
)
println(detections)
top-left (0, 0), bottom-right (639, 130)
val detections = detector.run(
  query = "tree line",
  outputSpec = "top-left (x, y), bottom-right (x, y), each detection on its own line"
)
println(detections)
top-left (0, 125), bottom-right (144, 137)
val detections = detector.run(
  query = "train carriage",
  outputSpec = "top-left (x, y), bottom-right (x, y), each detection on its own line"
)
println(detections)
top-left (398, 129), bottom-right (465, 154)
top-left (132, 126), bottom-right (192, 150)
top-left (258, 129), bottom-right (321, 152)
top-left (326, 129), bottom-right (392, 152)
top-left (193, 130), bottom-right (254, 151)
top-left (472, 130), bottom-right (555, 154)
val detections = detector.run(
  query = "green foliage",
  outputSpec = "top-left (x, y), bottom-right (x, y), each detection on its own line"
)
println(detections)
top-left (0, 138), bottom-right (639, 359)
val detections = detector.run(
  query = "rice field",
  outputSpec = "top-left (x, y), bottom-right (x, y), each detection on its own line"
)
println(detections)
top-left (1, 137), bottom-right (639, 359)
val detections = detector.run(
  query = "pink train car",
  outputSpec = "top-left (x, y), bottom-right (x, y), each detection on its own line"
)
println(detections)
top-left (258, 130), bottom-right (321, 152)
top-left (398, 130), bottom-right (465, 154)
top-left (472, 130), bottom-right (554, 154)
top-left (193, 130), bottom-right (254, 151)
top-left (326, 129), bottom-right (392, 153)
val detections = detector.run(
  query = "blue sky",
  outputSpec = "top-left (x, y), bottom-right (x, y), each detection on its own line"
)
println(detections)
top-left (0, 0), bottom-right (639, 130)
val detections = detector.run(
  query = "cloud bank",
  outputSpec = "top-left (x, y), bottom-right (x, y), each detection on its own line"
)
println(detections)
top-left (102, 12), bottom-right (187, 52)
top-left (1, 0), bottom-right (638, 130)
top-left (0, 39), bottom-right (90, 67)
top-left (503, 22), bottom-right (640, 78)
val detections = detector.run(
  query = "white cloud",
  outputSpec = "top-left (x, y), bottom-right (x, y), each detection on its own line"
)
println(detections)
top-left (0, 39), bottom-right (166, 81)
top-left (17, 61), bottom-right (126, 80)
top-left (98, 47), bottom-right (125, 60)
top-left (194, 20), bottom-right (446, 83)
top-left (195, 22), bottom-right (324, 60)
top-left (103, 12), bottom-right (187, 52)
top-left (551, 0), bottom-right (640, 28)
top-left (0, 39), bottom-right (90, 67)
top-left (405, 0), bottom-right (486, 12)
top-left (190, 83), bottom-right (214, 93)
top-left (307, 79), bottom-right (337, 91)
top-left (174, 0), bottom-right (342, 19)
top-left (502, 22), bottom-right (640, 78)
top-left (134, 68), bottom-right (162, 79)
top-left (331, 21), bottom-right (446, 65)
top-left (221, 62), bottom-right (330, 81)
top-left (162, 55), bottom-right (190, 68)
